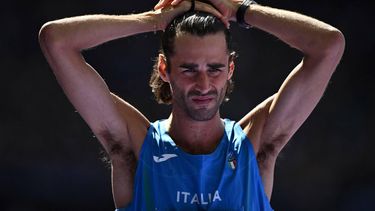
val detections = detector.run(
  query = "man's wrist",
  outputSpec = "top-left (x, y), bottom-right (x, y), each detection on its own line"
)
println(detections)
top-left (143, 10), bottom-right (162, 33)
top-left (236, 0), bottom-right (257, 29)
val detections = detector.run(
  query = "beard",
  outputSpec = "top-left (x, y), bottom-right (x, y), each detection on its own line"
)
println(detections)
top-left (171, 82), bottom-right (227, 121)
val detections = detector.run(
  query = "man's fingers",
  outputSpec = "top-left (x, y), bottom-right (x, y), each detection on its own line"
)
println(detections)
top-left (195, 2), bottom-right (220, 17)
top-left (154, 0), bottom-right (168, 10)
top-left (171, 0), bottom-right (183, 6)
top-left (195, 1), bottom-right (230, 28)
top-left (155, 0), bottom-right (230, 29)
top-left (154, 0), bottom-right (183, 10)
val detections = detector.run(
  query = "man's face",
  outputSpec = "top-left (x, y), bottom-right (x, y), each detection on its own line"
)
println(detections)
top-left (166, 32), bottom-right (234, 121)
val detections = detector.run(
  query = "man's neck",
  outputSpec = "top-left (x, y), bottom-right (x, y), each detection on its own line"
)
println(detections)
top-left (166, 113), bottom-right (225, 155)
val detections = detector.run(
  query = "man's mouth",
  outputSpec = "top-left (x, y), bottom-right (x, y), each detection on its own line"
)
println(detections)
top-left (191, 96), bottom-right (214, 105)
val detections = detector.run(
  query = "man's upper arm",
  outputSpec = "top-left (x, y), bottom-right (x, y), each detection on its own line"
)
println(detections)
top-left (263, 55), bottom-right (338, 149)
top-left (239, 55), bottom-right (343, 198)
top-left (243, 52), bottom-right (343, 157)
top-left (39, 27), bottom-right (149, 156)
top-left (109, 93), bottom-right (150, 157)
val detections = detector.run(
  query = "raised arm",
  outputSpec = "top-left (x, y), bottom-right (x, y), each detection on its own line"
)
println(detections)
top-left (39, 13), bottom-right (161, 158)
top-left (232, 1), bottom-right (345, 198)
top-left (238, 4), bottom-right (345, 157)
top-left (39, 12), bottom-right (160, 207)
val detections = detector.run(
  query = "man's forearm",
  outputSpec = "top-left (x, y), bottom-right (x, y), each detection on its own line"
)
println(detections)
top-left (245, 4), bottom-right (344, 57)
top-left (39, 11), bottom-right (157, 51)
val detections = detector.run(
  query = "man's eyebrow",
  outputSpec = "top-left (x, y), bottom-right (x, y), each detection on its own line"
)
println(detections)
top-left (179, 63), bottom-right (199, 69)
top-left (207, 63), bottom-right (226, 69)
top-left (179, 63), bottom-right (226, 69)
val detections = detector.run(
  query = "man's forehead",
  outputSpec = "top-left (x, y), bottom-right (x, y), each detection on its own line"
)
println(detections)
top-left (173, 32), bottom-right (228, 54)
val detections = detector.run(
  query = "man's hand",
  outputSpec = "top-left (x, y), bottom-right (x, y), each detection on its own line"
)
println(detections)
top-left (155, 0), bottom-right (241, 28)
top-left (155, 0), bottom-right (227, 29)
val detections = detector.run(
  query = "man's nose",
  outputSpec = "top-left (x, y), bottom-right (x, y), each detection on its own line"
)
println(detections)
top-left (195, 72), bottom-right (210, 94)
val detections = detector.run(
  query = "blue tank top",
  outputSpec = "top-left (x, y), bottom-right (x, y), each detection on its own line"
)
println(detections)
top-left (116, 119), bottom-right (273, 211)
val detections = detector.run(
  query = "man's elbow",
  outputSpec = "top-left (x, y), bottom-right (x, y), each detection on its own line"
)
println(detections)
top-left (321, 28), bottom-right (346, 63)
top-left (38, 21), bottom-right (66, 52)
top-left (305, 28), bottom-right (345, 72)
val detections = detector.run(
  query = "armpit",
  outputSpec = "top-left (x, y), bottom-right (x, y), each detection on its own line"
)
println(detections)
top-left (257, 133), bottom-right (289, 168)
top-left (96, 129), bottom-right (133, 159)
top-left (256, 143), bottom-right (276, 167)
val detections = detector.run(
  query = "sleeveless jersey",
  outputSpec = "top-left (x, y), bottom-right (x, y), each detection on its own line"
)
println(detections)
top-left (116, 119), bottom-right (273, 211)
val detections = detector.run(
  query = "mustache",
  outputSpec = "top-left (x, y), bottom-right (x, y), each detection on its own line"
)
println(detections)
top-left (188, 90), bottom-right (218, 97)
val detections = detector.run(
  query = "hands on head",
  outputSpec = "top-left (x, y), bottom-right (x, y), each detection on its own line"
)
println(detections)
top-left (154, 0), bottom-right (242, 29)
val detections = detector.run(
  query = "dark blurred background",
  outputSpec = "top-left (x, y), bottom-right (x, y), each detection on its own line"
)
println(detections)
top-left (1, 0), bottom-right (373, 210)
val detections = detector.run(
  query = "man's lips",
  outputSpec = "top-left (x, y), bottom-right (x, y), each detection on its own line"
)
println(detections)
top-left (191, 96), bottom-right (214, 105)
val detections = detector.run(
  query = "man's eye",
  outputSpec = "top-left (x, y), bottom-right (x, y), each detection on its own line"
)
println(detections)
top-left (182, 69), bottom-right (197, 73)
top-left (209, 68), bottom-right (222, 75)
top-left (209, 68), bottom-right (220, 72)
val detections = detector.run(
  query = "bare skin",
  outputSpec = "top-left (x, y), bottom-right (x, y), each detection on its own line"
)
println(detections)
top-left (39, 0), bottom-right (345, 208)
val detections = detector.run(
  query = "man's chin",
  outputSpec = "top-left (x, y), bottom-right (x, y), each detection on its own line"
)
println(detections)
top-left (187, 108), bottom-right (218, 121)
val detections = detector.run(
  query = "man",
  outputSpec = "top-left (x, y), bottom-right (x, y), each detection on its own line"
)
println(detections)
top-left (39, 0), bottom-right (345, 210)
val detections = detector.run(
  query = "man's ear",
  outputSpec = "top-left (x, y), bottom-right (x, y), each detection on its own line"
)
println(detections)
top-left (228, 60), bottom-right (235, 80)
top-left (158, 54), bottom-right (170, 82)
